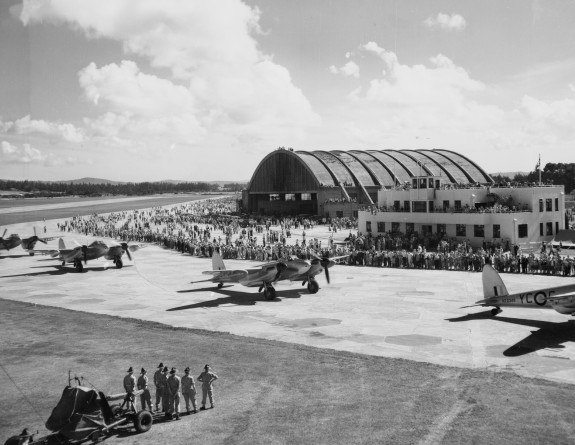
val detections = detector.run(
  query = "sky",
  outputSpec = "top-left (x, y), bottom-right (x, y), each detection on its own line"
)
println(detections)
top-left (1, 0), bottom-right (574, 182)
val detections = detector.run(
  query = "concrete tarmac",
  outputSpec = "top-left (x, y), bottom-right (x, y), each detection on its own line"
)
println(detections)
top-left (1, 202), bottom-right (575, 385)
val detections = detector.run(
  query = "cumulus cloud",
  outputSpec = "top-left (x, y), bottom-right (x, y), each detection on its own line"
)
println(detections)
top-left (424, 13), bottom-right (467, 31)
top-left (20, 0), bottom-right (320, 155)
top-left (0, 115), bottom-right (85, 143)
top-left (1, 141), bottom-right (45, 164)
top-left (329, 61), bottom-right (360, 78)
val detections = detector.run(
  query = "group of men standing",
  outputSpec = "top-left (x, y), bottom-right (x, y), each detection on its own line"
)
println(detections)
top-left (123, 363), bottom-right (219, 421)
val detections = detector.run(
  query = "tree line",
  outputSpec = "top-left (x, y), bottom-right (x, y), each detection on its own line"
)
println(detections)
top-left (491, 162), bottom-right (575, 195)
top-left (0, 179), bottom-right (241, 197)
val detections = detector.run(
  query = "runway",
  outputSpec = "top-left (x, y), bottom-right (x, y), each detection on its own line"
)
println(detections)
top-left (1, 198), bottom-right (575, 385)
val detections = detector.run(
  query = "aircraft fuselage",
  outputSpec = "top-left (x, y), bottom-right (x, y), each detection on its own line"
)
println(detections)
top-left (481, 283), bottom-right (575, 314)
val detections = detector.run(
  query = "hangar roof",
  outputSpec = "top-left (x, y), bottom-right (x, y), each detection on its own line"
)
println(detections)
top-left (247, 149), bottom-right (493, 192)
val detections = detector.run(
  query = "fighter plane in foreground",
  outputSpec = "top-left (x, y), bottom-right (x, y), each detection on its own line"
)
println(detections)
top-left (41, 239), bottom-right (141, 272)
top-left (464, 264), bottom-right (575, 316)
top-left (194, 251), bottom-right (347, 300)
top-left (0, 227), bottom-right (61, 255)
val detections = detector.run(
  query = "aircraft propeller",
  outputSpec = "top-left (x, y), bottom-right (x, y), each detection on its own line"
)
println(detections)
top-left (273, 261), bottom-right (288, 282)
top-left (82, 245), bottom-right (88, 264)
top-left (121, 242), bottom-right (132, 261)
top-left (1, 228), bottom-right (6, 238)
top-left (310, 252), bottom-right (350, 284)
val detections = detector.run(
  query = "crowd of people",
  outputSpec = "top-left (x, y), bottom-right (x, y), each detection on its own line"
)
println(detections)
top-left (57, 196), bottom-right (575, 278)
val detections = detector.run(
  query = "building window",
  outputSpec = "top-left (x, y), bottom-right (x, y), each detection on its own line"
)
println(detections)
top-left (404, 200), bottom-right (410, 212)
top-left (301, 193), bottom-right (312, 201)
top-left (285, 193), bottom-right (296, 201)
top-left (546, 199), bottom-right (552, 211)
top-left (474, 225), bottom-right (484, 238)
top-left (437, 224), bottom-right (446, 235)
top-left (377, 222), bottom-right (385, 232)
top-left (412, 201), bottom-right (427, 213)
top-left (556, 221), bottom-right (559, 234)
top-left (406, 223), bottom-right (414, 234)
top-left (428, 201), bottom-right (435, 213)
top-left (392, 222), bottom-right (400, 233)
top-left (336, 211), bottom-right (343, 218)
top-left (539, 199), bottom-right (544, 212)
top-left (493, 224), bottom-right (501, 238)
top-left (555, 198), bottom-right (559, 211)
top-left (443, 200), bottom-right (449, 211)
top-left (518, 224), bottom-right (528, 238)
top-left (422, 225), bottom-right (432, 235)
top-left (366, 221), bottom-right (372, 233)
top-left (352, 210), bottom-right (358, 218)
top-left (546, 222), bottom-right (553, 235)
top-left (456, 224), bottom-right (466, 236)
top-left (540, 223), bottom-right (544, 236)
top-left (394, 201), bottom-right (400, 211)
top-left (269, 194), bottom-right (280, 201)
top-left (454, 200), bottom-right (462, 211)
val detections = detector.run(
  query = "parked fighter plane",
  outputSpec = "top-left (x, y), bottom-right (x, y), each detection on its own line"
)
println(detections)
top-left (465, 264), bottom-right (575, 316)
top-left (0, 227), bottom-right (61, 255)
top-left (41, 239), bottom-right (141, 272)
top-left (193, 251), bottom-right (346, 300)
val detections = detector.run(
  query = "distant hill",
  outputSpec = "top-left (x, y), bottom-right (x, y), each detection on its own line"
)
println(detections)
top-left (56, 177), bottom-right (124, 185)
top-left (56, 178), bottom-right (248, 186)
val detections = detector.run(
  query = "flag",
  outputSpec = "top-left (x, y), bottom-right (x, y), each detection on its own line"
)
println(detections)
top-left (535, 155), bottom-right (540, 171)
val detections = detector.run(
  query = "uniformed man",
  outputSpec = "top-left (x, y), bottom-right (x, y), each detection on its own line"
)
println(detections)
top-left (181, 367), bottom-right (197, 414)
top-left (137, 368), bottom-right (153, 412)
top-left (166, 367), bottom-right (181, 420)
top-left (161, 366), bottom-right (170, 416)
top-left (123, 367), bottom-right (137, 410)
top-left (197, 364), bottom-right (218, 410)
top-left (153, 363), bottom-right (164, 412)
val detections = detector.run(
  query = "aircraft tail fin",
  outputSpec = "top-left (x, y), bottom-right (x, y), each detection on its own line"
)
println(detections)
top-left (211, 251), bottom-right (226, 271)
top-left (58, 238), bottom-right (66, 250)
top-left (482, 264), bottom-right (509, 298)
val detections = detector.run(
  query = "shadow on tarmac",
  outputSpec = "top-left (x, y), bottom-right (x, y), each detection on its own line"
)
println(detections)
top-left (0, 264), bottom-right (134, 278)
top-left (168, 287), bottom-right (307, 310)
top-left (447, 311), bottom-right (575, 356)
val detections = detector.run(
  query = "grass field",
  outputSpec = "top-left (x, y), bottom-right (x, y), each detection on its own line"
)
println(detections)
top-left (1, 298), bottom-right (575, 444)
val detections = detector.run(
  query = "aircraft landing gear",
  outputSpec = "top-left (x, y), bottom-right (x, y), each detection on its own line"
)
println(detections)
top-left (491, 307), bottom-right (501, 316)
top-left (263, 284), bottom-right (276, 301)
top-left (115, 257), bottom-right (123, 269)
top-left (218, 282), bottom-right (224, 289)
top-left (74, 259), bottom-right (84, 272)
top-left (307, 279), bottom-right (319, 294)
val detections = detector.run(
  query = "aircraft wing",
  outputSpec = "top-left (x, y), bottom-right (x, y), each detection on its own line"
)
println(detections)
top-left (202, 270), bottom-right (249, 282)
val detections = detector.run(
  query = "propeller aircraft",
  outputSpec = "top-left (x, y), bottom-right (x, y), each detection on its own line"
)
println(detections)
top-left (193, 251), bottom-right (347, 300)
top-left (464, 264), bottom-right (575, 316)
top-left (40, 238), bottom-right (141, 272)
top-left (0, 227), bottom-right (61, 255)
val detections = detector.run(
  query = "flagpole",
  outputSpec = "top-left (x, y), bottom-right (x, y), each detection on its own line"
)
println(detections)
top-left (538, 154), bottom-right (541, 185)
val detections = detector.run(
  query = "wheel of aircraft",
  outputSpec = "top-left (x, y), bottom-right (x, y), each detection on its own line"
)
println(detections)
top-left (116, 258), bottom-right (123, 269)
top-left (75, 262), bottom-right (84, 273)
top-left (217, 282), bottom-right (224, 289)
top-left (28, 252), bottom-right (35, 256)
top-left (491, 307), bottom-right (501, 316)
top-left (307, 279), bottom-right (319, 294)
top-left (263, 286), bottom-right (276, 301)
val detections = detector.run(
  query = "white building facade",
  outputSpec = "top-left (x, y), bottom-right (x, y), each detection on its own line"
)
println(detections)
top-left (358, 175), bottom-right (565, 249)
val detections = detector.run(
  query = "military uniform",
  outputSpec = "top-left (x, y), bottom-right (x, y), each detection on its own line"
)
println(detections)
top-left (123, 367), bottom-right (137, 410)
top-left (160, 367), bottom-right (169, 414)
top-left (166, 368), bottom-right (181, 420)
top-left (198, 365), bottom-right (218, 409)
top-left (153, 363), bottom-right (164, 411)
top-left (181, 367), bottom-right (197, 414)
top-left (137, 369), bottom-right (153, 411)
